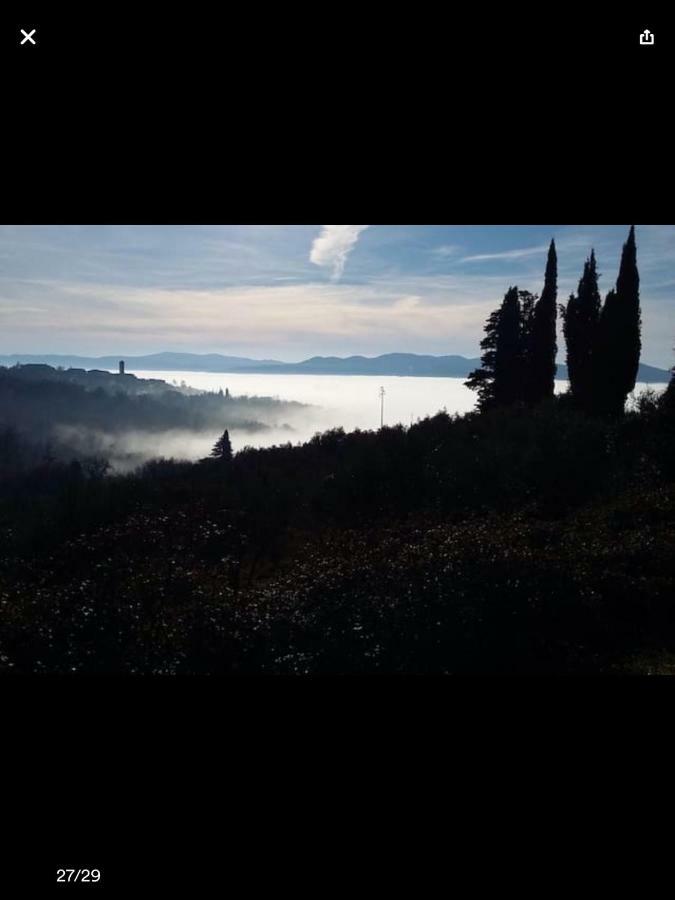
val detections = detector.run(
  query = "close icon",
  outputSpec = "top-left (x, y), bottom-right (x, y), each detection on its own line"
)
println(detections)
top-left (20, 28), bottom-right (37, 45)
top-left (639, 29), bottom-right (654, 45)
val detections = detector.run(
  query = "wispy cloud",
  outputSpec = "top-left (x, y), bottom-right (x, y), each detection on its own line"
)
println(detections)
top-left (310, 225), bottom-right (369, 280)
top-left (461, 245), bottom-right (549, 263)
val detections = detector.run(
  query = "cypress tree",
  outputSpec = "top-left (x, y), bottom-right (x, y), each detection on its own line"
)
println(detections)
top-left (595, 226), bottom-right (642, 415)
top-left (495, 287), bottom-right (523, 406)
top-left (518, 290), bottom-right (537, 403)
top-left (527, 240), bottom-right (558, 402)
top-left (562, 250), bottom-right (601, 411)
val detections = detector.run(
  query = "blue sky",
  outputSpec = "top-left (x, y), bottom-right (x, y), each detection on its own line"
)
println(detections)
top-left (0, 224), bottom-right (673, 366)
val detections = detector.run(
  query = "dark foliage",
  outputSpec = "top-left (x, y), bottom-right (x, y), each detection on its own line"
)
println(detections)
top-left (467, 243), bottom-right (557, 410)
top-left (563, 250), bottom-right (602, 412)
top-left (561, 228), bottom-right (643, 416)
top-left (494, 287), bottom-right (524, 406)
top-left (465, 307), bottom-right (501, 410)
top-left (526, 240), bottom-right (558, 403)
top-left (211, 429), bottom-right (233, 461)
top-left (595, 226), bottom-right (642, 415)
top-left (663, 368), bottom-right (675, 417)
top-left (466, 287), bottom-right (524, 410)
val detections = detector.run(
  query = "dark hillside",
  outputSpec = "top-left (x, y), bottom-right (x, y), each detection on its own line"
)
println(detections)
top-left (2, 389), bottom-right (674, 674)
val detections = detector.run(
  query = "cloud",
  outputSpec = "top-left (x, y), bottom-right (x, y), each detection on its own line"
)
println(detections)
top-left (461, 245), bottom-right (549, 263)
top-left (0, 276), bottom-right (496, 357)
top-left (310, 225), bottom-right (369, 280)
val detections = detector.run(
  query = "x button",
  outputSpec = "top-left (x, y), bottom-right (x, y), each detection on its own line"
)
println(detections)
top-left (20, 28), bottom-right (37, 45)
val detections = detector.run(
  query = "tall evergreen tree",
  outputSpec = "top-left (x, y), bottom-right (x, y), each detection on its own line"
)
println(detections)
top-left (595, 226), bottom-right (642, 414)
top-left (211, 428), bottom-right (233, 461)
top-left (465, 307), bottom-right (501, 410)
top-left (562, 250), bottom-right (601, 411)
top-left (466, 287), bottom-right (522, 410)
top-left (518, 290), bottom-right (537, 402)
top-left (494, 287), bottom-right (522, 406)
top-left (527, 240), bottom-right (558, 402)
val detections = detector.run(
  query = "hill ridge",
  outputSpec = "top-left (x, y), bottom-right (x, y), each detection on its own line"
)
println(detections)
top-left (0, 352), bottom-right (671, 382)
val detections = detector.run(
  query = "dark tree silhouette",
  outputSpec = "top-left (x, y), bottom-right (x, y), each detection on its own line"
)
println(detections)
top-left (595, 226), bottom-right (642, 415)
top-left (468, 245), bottom-right (558, 411)
top-left (517, 290), bottom-right (537, 403)
top-left (466, 287), bottom-right (522, 410)
top-left (662, 359), bottom-right (675, 417)
top-left (494, 287), bottom-right (523, 406)
top-left (562, 251), bottom-right (601, 411)
top-left (211, 429), bottom-right (233, 461)
top-left (465, 307), bottom-right (500, 410)
top-left (527, 240), bottom-right (558, 402)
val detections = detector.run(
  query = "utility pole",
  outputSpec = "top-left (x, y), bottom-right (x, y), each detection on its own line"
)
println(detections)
top-left (379, 386), bottom-right (385, 428)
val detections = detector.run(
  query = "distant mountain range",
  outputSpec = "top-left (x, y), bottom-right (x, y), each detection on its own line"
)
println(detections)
top-left (0, 352), bottom-right (671, 382)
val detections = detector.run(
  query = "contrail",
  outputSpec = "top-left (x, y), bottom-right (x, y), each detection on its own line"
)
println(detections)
top-left (310, 225), bottom-right (369, 280)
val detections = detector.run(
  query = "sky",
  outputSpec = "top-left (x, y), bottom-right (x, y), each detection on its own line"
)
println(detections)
top-left (0, 224), bottom-right (673, 367)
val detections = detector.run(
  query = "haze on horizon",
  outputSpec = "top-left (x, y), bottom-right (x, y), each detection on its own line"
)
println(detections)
top-left (1, 224), bottom-right (673, 368)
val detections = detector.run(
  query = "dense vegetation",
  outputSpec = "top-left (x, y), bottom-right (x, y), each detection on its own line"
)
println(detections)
top-left (466, 240), bottom-right (559, 410)
top-left (468, 228), bottom-right (643, 417)
top-left (1, 381), bottom-right (674, 674)
top-left (564, 227), bottom-right (642, 415)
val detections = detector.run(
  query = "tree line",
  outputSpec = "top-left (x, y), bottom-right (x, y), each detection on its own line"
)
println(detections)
top-left (466, 226), bottom-right (643, 415)
top-left (0, 368), bottom-right (304, 443)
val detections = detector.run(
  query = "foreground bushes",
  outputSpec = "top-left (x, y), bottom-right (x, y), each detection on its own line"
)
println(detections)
top-left (2, 484), bottom-right (674, 674)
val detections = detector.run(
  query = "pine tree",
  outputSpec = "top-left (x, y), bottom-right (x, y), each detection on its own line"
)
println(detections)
top-left (595, 226), bottom-right (642, 415)
top-left (211, 428), bottom-right (233, 461)
top-left (465, 307), bottom-right (500, 410)
top-left (527, 240), bottom-right (558, 402)
top-left (562, 250), bottom-right (601, 411)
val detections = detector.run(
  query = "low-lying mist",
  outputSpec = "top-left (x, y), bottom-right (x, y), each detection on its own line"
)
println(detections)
top-left (0, 364), bottom-right (319, 471)
top-left (2, 365), bottom-right (666, 475)
top-left (51, 423), bottom-right (306, 471)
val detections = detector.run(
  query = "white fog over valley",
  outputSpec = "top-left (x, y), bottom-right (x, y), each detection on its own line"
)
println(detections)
top-left (107, 370), bottom-right (665, 464)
